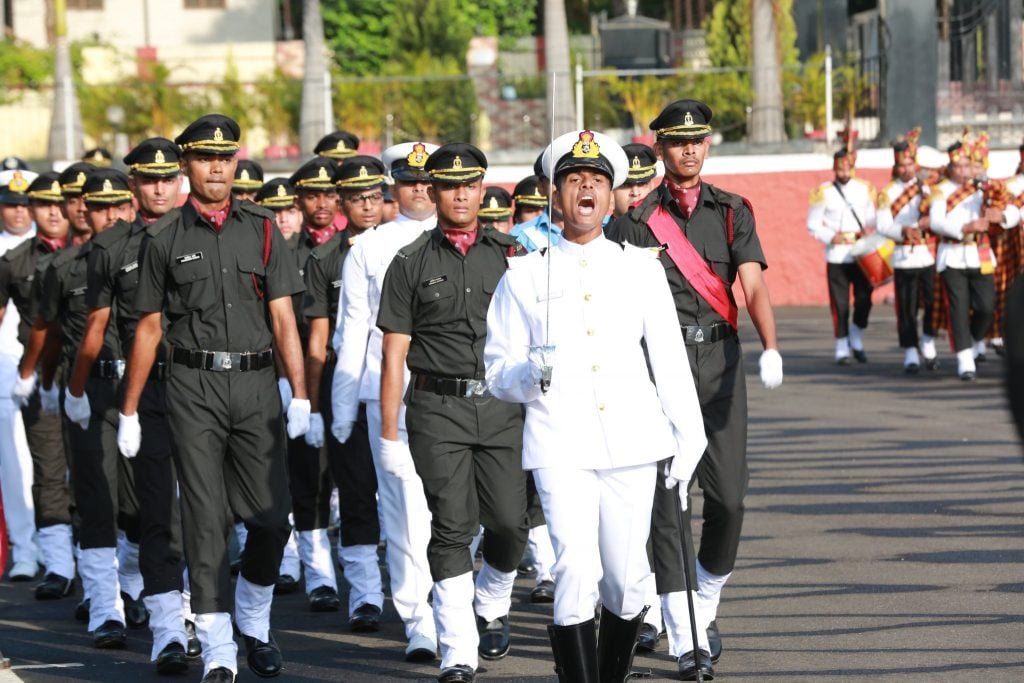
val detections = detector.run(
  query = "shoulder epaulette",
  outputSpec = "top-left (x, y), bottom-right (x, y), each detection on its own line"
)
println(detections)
top-left (91, 219), bottom-right (131, 250)
top-left (808, 183), bottom-right (829, 206)
top-left (706, 183), bottom-right (745, 211)
top-left (1, 238), bottom-right (33, 263)
top-left (310, 232), bottom-right (344, 261)
top-left (396, 230), bottom-right (431, 259)
top-left (484, 226), bottom-right (519, 247)
top-left (146, 208), bottom-right (181, 238)
top-left (238, 201), bottom-right (274, 220)
top-left (622, 241), bottom-right (661, 260)
top-left (630, 190), bottom-right (662, 223)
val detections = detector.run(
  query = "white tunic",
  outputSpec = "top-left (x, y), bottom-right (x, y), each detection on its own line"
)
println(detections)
top-left (875, 177), bottom-right (935, 269)
top-left (928, 179), bottom-right (1019, 272)
top-left (806, 178), bottom-right (878, 264)
top-left (332, 213), bottom-right (436, 424)
top-left (484, 234), bottom-right (706, 476)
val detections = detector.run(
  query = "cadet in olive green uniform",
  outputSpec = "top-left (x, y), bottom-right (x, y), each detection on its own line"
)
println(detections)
top-left (119, 115), bottom-right (309, 683)
top-left (231, 159), bottom-right (263, 203)
top-left (376, 143), bottom-right (529, 683)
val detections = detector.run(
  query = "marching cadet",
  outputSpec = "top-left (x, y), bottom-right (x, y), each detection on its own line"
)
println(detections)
top-left (612, 143), bottom-right (658, 219)
top-left (231, 160), bottom-right (264, 203)
top-left (511, 175), bottom-right (548, 226)
top-left (19, 168), bottom-right (142, 649)
top-left (314, 130), bottom-right (360, 234)
top-left (381, 184), bottom-right (399, 223)
top-left (64, 139), bottom-right (194, 674)
top-left (376, 143), bottom-right (530, 683)
top-left (5, 165), bottom-right (87, 603)
top-left (295, 155), bottom-right (386, 622)
top-left (330, 141), bottom-right (440, 663)
top-left (0, 168), bottom-right (41, 583)
top-left (83, 147), bottom-right (114, 168)
top-left (807, 142), bottom-right (878, 364)
top-left (608, 99), bottom-right (782, 681)
top-left (876, 129), bottom-right (940, 373)
top-left (255, 179), bottom-right (302, 240)
top-left (478, 187), bottom-right (513, 233)
top-left (118, 114), bottom-right (309, 683)
top-left (486, 129), bottom-right (707, 683)
top-left (929, 135), bottom-right (1020, 381)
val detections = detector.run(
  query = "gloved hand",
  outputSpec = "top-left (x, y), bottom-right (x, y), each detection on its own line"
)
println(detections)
top-left (278, 377), bottom-right (293, 407)
top-left (63, 388), bottom-right (91, 429)
top-left (304, 412), bottom-right (325, 448)
top-left (117, 412), bottom-right (141, 458)
top-left (759, 348), bottom-right (783, 389)
top-left (286, 398), bottom-right (311, 439)
top-left (527, 346), bottom-right (549, 386)
top-left (39, 384), bottom-right (60, 415)
top-left (663, 461), bottom-right (690, 512)
top-left (332, 418), bottom-right (355, 444)
top-left (379, 438), bottom-right (416, 480)
top-left (12, 372), bottom-right (36, 406)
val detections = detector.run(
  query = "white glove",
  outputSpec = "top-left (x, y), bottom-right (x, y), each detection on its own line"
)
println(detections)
top-left (527, 347), bottom-right (548, 386)
top-left (304, 412), bottom-right (325, 448)
top-left (278, 377), bottom-right (293, 407)
top-left (12, 372), bottom-right (36, 406)
top-left (759, 348), bottom-right (783, 389)
top-left (286, 398), bottom-right (311, 440)
top-left (379, 438), bottom-right (416, 480)
top-left (39, 384), bottom-right (60, 415)
top-left (63, 388), bottom-right (91, 429)
top-left (663, 461), bottom-right (690, 512)
top-left (331, 418), bottom-right (355, 444)
top-left (117, 412), bottom-right (141, 458)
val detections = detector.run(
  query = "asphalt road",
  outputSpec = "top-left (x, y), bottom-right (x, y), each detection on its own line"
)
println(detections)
top-left (2, 306), bottom-right (1022, 682)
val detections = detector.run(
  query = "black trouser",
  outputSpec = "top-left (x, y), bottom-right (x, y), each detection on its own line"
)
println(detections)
top-left (67, 377), bottom-right (139, 549)
top-left (166, 365), bottom-right (292, 615)
top-left (827, 262), bottom-right (873, 338)
top-left (525, 471), bottom-right (546, 529)
top-left (25, 390), bottom-right (73, 529)
top-left (129, 379), bottom-right (184, 597)
top-left (404, 385), bottom-right (528, 581)
top-left (894, 266), bottom-right (937, 349)
top-left (649, 334), bottom-right (748, 591)
top-left (942, 267), bottom-right (995, 352)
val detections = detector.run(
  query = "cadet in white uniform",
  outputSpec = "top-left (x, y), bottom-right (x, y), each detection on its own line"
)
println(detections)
top-left (807, 147), bottom-right (878, 364)
top-left (485, 130), bottom-right (707, 682)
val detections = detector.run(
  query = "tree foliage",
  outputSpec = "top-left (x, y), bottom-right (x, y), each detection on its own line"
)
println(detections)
top-left (0, 39), bottom-right (54, 104)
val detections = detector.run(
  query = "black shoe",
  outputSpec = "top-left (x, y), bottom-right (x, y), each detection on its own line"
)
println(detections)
top-left (348, 603), bottom-right (382, 633)
top-left (836, 355), bottom-right (852, 366)
top-left (229, 559), bottom-right (241, 576)
top-left (122, 591), bottom-right (149, 629)
top-left (308, 585), bottom-right (341, 612)
top-left (904, 363), bottom-right (920, 375)
top-left (35, 573), bottom-right (73, 600)
top-left (707, 620), bottom-right (722, 664)
top-left (437, 665), bottom-right (476, 683)
top-left (636, 622), bottom-right (660, 654)
top-left (75, 597), bottom-right (91, 622)
top-left (975, 353), bottom-right (987, 364)
top-left (530, 580), bottom-right (555, 604)
top-left (960, 371), bottom-right (977, 382)
top-left (273, 574), bottom-right (299, 595)
top-left (476, 614), bottom-right (511, 660)
top-left (185, 620), bottom-right (202, 658)
top-left (243, 632), bottom-right (283, 678)
top-left (678, 649), bottom-right (715, 681)
top-left (201, 666), bottom-right (235, 683)
top-left (516, 558), bottom-right (537, 579)
top-left (925, 357), bottom-right (940, 371)
top-left (93, 619), bottom-right (127, 649)
top-left (156, 641), bottom-right (189, 675)
top-left (852, 349), bottom-right (868, 363)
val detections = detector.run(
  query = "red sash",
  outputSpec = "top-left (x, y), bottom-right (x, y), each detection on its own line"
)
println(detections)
top-left (647, 205), bottom-right (738, 330)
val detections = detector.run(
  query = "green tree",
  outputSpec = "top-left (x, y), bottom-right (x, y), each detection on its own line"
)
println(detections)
top-left (255, 68), bottom-right (302, 148)
top-left (0, 39), bottom-right (54, 104)
top-left (322, 0), bottom-right (394, 77)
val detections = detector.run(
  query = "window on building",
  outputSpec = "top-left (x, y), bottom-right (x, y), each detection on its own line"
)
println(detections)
top-left (184, 0), bottom-right (226, 8)
top-left (67, 0), bottom-right (104, 9)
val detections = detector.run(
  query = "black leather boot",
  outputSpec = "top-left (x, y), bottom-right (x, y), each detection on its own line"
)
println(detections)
top-left (547, 619), bottom-right (599, 683)
top-left (597, 606), bottom-right (648, 683)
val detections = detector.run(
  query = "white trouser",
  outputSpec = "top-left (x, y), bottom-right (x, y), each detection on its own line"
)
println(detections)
top-left (640, 572), bottom-right (662, 629)
top-left (474, 560), bottom-right (516, 621)
top-left (338, 543), bottom-right (383, 616)
top-left (181, 569), bottom-right (196, 622)
top-left (0, 352), bottom-right (37, 567)
top-left (365, 398), bottom-right (435, 641)
top-left (279, 522), bottom-right (301, 579)
top-left (235, 575), bottom-right (274, 642)
top-left (298, 529), bottom-right (337, 593)
top-left (662, 590), bottom-right (710, 656)
top-left (116, 531), bottom-right (144, 600)
top-left (528, 524), bottom-right (556, 584)
top-left (37, 523), bottom-right (75, 578)
top-left (195, 612), bottom-right (236, 676)
top-left (144, 590), bottom-right (187, 659)
top-left (434, 571), bottom-right (478, 670)
top-left (534, 463), bottom-right (656, 626)
top-left (79, 547), bottom-right (124, 631)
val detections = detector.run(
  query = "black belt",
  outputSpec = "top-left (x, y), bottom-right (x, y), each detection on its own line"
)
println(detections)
top-left (412, 373), bottom-right (489, 398)
top-left (149, 362), bottom-right (167, 381)
top-left (91, 359), bottom-right (125, 380)
top-left (682, 322), bottom-right (734, 346)
top-left (171, 347), bottom-right (274, 372)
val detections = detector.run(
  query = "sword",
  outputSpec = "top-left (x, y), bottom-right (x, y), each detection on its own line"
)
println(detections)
top-left (531, 69), bottom-right (557, 393)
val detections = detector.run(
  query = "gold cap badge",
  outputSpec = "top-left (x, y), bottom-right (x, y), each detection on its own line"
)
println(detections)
top-left (570, 131), bottom-right (600, 159)
top-left (155, 149), bottom-right (165, 164)
top-left (213, 127), bottom-right (224, 142)
top-left (276, 184), bottom-right (287, 197)
top-left (684, 111), bottom-right (694, 126)
top-left (8, 171), bottom-right (28, 192)
top-left (407, 143), bottom-right (428, 168)
top-left (102, 178), bottom-right (113, 193)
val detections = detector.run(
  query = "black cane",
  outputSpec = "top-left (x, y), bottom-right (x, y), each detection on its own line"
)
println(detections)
top-left (674, 479), bottom-right (704, 683)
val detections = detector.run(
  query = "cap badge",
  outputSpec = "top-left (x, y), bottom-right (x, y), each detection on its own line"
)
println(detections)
top-left (76, 171), bottom-right (86, 185)
top-left (240, 169), bottom-right (250, 181)
top-left (155, 149), bottom-right (165, 164)
top-left (102, 179), bottom-right (113, 193)
top-left (453, 156), bottom-right (463, 170)
top-left (317, 166), bottom-right (329, 181)
top-left (408, 143), bottom-right (428, 168)
top-left (276, 184), bottom-right (287, 197)
top-left (336, 139), bottom-right (347, 151)
top-left (214, 127), bottom-right (224, 142)
top-left (489, 196), bottom-right (498, 209)
top-left (50, 180), bottom-right (61, 193)
top-left (8, 171), bottom-right (28, 193)
top-left (571, 131), bottom-right (600, 159)
top-left (358, 166), bottom-right (368, 178)
top-left (684, 111), bottom-right (694, 126)
top-left (631, 155), bottom-right (641, 169)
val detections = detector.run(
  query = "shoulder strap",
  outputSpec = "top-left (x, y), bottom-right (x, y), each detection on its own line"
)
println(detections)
top-left (263, 218), bottom-right (272, 267)
top-left (832, 181), bottom-right (865, 233)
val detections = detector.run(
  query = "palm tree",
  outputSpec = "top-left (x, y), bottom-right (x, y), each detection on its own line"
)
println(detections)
top-left (544, 0), bottom-right (575, 137)
top-left (300, 0), bottom-right (333, 155)
top-left (749, 0), bottom-right (785, 143)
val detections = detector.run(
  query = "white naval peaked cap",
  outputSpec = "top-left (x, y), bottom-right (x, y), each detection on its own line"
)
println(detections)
top-left (540, 130), bottom-right (629, 189)
top-left (381, 141), bottom-right (441, 175)
top-left (0, 169), bottom-right (38, 188)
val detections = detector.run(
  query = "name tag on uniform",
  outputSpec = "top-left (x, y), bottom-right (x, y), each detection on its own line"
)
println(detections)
top-left (536, 290), bottom-right (563, 302)
top-left (69, 286), bottom-right (87, 297)
top-left (175, 252), bottom-right (203, 264)
top-left (120, 261), bottom-right (139, 273)
top-left (422, 275), bottom-right (447, 287)
top-left (331, 279), bottom-right (342, 289)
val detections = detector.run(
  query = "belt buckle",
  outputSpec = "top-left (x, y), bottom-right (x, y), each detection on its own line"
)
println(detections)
top-left (212, 351), bottom-right (232, 371)
top-left (694, 328), bottom-right (705, 343)
top-left (463, 379), bottom-right (486, 398)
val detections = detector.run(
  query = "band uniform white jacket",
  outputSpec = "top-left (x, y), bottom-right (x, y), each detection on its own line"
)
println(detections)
top-left (332, 214), bottom-right (436, 425)
top-left (484, 235), bottom-right (707, 479)
top-left (875, 177), bottom-right (935, 269)
top-left (928, 179), bottom-right (1020, 273)
top-left (806, 177), bottom-right (877, 264)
